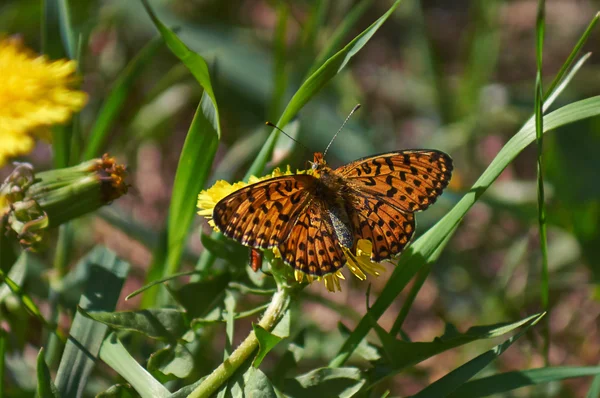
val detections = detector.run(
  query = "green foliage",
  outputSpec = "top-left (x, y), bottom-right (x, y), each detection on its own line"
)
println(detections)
top-left (1, 1), bottom-right (600, 397)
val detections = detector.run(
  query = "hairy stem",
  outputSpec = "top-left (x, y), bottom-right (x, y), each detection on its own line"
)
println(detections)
top-left (188, 287), bottom-right (292, 398)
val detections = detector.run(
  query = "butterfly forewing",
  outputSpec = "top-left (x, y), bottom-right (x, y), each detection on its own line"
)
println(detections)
top-left (213, 175), bottom-right (316, 249)
top-left (278, 201), bottom-right (346, 277)
top-left (337, 150), bottom-right (453, 213)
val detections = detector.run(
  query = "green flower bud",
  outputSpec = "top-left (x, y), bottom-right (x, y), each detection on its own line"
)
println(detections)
top-left (1, 155), bottom-right (128, 250)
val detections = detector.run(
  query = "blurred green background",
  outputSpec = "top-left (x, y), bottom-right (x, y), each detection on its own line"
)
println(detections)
top-left (1, 0), bottom-right (600, 396)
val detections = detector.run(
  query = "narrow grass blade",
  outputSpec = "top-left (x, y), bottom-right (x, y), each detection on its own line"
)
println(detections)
top-left (411, 313), bottom-right (545, 397)
top-left (126, 269), bottom-right (199, 301)
top-left (36, 348), bottom-right (59, 398)
top-left (99, 333), bottom-right (170, 398)
top-left (544, 13), bottom-right (599, 100)
top-left (141, 0), bottom-right (221, 281)
top-left (307, 0), bottom-right (373, 78)
top-left (42, 0), bottom-right (75, 168)
top-left (0, 329), bottom-right (5, 395)
top-left (389, 264), bottom-right (430, 337)
top-left (588, 372), bottom-right (600, 398)
top-left (449, 366), bottom-right (600, 397)
top-left (247, 0), bottom-right (404, 178)
top-left (329, 58), bottom-right (598, 368)
top-left (55, 246), bottom-right (130, 397)
top-left (268, 1), bottom-right (289, 121)
top-left (83, 36), bottom-right (163, 160)
top-left (456, 0), bottom-right (501, 117)
top-left (534, 0), bottom-right (550, 367)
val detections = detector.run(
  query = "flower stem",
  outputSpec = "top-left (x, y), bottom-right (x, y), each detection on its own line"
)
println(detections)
top-left (188, 286), bottom-right (292, 398)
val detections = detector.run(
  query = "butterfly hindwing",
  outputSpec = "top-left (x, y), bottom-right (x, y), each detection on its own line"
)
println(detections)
top-left (345, 194), bottom-right (415, 262)
top-left (213, 175), bottom-right (316, 249)
top-left (278, 200), bottom-right (346, 276)
top-left (337, 150), bottom-right (453, 212)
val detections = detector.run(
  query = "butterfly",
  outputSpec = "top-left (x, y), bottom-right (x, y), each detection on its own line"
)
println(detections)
top-left (212, 149), bottom-right (453, 278)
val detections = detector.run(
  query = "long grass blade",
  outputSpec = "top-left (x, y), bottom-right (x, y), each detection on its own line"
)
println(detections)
top-left (534, 0), bottom-right (550, 366)
top-left (329, 56), bottom-right (597, 368)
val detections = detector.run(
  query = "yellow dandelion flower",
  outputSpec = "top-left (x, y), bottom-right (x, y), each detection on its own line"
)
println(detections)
top-left (0, 37), bottom-right (88, 166)
top-left (198, 168), bottom-right (388, 292)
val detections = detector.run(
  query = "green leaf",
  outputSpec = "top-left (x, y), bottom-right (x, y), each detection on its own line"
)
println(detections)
top-left (338, 323), bottom-right (380, 362)
top-left (373, 313), bottom-right (542, 381)
top-left (411, 313), bottom-right (545, 397)
top-left (125, 269), bottom-right (199, 301)
top-left (148, 343), bottom-right (195, 379)
top-left (223, 364), bottom-right (277, 398)
top-left (191, 302), bottom-right (270, 327)
top-left (99, 333), bottom-right (169, 398)
top-left (96, 384), bottom-right (137, 398)
top-left (282, 367), bottom-right (366, 398)
top-left (271, 330), bottom-right (306, 385)
top-left (307, 0), bottom-right (373, 77)
top-left (55, 246), bottom-right (130, 397)
top-left (82, 308), bottom-right (189, 341)
top-left (36, 348), bottom-right (59, 398)
top-left (201, 233), bottom-right (248, 266)
top-left (140, 0), bottom-right (221, 282)
top-left (330, 55), bottom-right (599, 368)
top-left (224, 290), bottom-right (236, 360)
top-left (448, 366), bottom-right (600, 397)
top-left (0, 251), bottom-right (29, 303)
top-left (247, 0), bottom-right (404, 177)
top-left (84, 36), bottom-right (163, 160)
top-left (252, 310), bottom-right (290, 368)
top-left (588, 372), bottom-right (600, 398)
top-left (0, 329), bottom-right (5, 394)
top-left (169, 273), bottom-right (230, 319)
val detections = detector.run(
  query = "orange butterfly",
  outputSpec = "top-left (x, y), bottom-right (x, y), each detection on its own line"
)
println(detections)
top-left (213, 148), bottom-right (452, 278)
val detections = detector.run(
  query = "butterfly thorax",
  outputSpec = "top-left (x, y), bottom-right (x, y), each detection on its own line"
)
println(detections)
top-left (311, 156), bottom-right (355, 250)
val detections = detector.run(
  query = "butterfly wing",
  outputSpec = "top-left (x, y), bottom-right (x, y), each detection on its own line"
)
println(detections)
top-left (336, 150), bottom-right (453, 212)
top-left (213, 175), bottom-right (316, 249)
top-left (278, 199), bottom-right (347, 277)
top-left (344, 194), bottom-right (415, 262)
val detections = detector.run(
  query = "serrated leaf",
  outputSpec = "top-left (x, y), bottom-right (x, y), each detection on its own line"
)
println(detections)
top-left (410, 313), bottom-right (545, 397)
top-left (55, 246), bottom-right (130, 397)
top-left (375, 313), bottom-right (542, 374)
top-left (448, 366), bottom-right (600, 397)
top-left (36, 348), bottom-right (59, 398)
top-left (82, 308), bottom-right (189, 341)
top-left (282, 367), bottom-right (366, 398)
top-left (338, 322), bottom-right (380, 362)
top-left (148, 343), bottom-right (195, 379)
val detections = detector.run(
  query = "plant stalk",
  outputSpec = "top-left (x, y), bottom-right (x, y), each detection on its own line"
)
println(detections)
top-left (188, 287), bottom-right (291, 398)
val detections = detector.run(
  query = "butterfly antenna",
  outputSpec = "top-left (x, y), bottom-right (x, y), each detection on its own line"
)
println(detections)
top-left (265, 121), bottom-right (309, 151)
top-left (323, 104), bottom-right (361, 157)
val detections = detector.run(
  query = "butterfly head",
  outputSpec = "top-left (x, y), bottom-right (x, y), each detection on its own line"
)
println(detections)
top-left (310, 152), bottom-right (327, 175)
